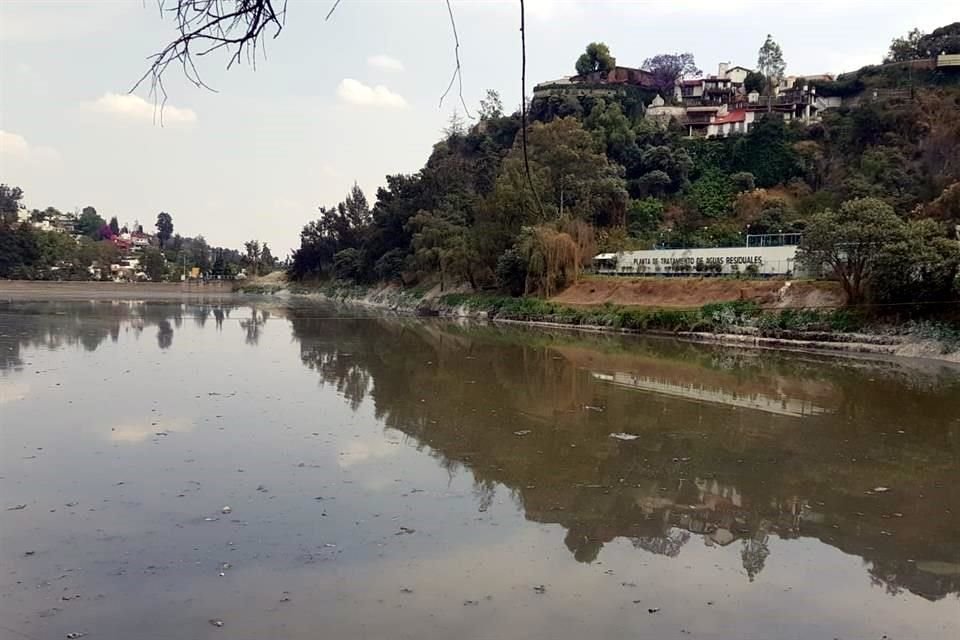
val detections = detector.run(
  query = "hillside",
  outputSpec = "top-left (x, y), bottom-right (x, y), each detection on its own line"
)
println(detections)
top-left (284, 24), bottom-right (960, 313)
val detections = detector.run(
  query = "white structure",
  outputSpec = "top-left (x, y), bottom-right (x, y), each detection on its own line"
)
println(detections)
top-left (593, 241), bottom-right (803, 277)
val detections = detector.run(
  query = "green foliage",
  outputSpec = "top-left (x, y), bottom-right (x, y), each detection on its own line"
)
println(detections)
top-left (731, 116), bottom-right (800, 188)
top-left (77, 206), bottom-right (105, 238)
top-left (885, 27), bottom-right (925, 63)
top-left (799, 197), bottom-right (906, 304)
top-left (729, 171), bottom-right (756, 192)
top-left (143, 248), bottom-right (166, 282)
top-left (744, 71), bottom-right (765, 94)
top-left (0, 184), bottom-right (24, 224)
top-left (628, 198), bottom-right (664, 236)
top-left (757, 34), bottom-right (786, 91)
top-left (155, 212), bottom-right (174, 248)
top-left (575, 42), bottom-right (616, 76)
top-left (687, 170), bottom-right (735, 218)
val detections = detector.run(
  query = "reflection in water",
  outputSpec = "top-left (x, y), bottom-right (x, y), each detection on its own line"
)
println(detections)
top-left (2, 301), bottom-right (959, 615)
top-left (288, 311), bottom-right (960, 601)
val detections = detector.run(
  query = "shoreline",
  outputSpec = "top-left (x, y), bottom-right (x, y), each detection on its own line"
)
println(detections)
top-left (3, 279), bottom-right (958, 366)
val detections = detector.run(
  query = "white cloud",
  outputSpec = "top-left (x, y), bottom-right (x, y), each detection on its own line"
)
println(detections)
top-left (0, 130), bottom-right (61, 166)
top-left (368, 54), bottom-right (405, 72)
top-left (336, 79), bottom-right (408, 108)
top-left (89, 92), bottom-right (197, 125)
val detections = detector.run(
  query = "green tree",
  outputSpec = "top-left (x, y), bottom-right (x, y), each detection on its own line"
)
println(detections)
top-left (0, 184), bottom-right (25, 224)
top-left (885, 27), bottom-right (924, 63)
top-left (108, 216), bottom-right (120, 236)
top-left (756, 34), bottom-right (786, 93)
top-left (627, 198), bottom-right (664, 236)
top-left (478, 89), bottom-right (504, 120)
top-left (871, 218), bottom-right (960, 303)
top-left (244, 240), bottom-right (261, 277)
top-left (260, 243), bottom-right (275, 272)
top-left (77, 206), bottom-right (105, 238)
top-left (155, 212), bottom-right (174, 248)
top-left (143, 247), bottom-right (166, 281)
top-left (743, 70), bottom-right (766, 94)
top-left (575, 42), bottom-right (616, 76)
top-left (798, 198), bottom-right (905, 304)
top-left (917, 22), bottom-right (960, 57)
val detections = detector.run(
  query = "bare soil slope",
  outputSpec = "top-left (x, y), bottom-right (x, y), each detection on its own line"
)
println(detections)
top-left (551, 277), bottom-right (844, 309)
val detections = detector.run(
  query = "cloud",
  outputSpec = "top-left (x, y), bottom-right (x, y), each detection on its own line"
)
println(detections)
top-left (368, 54), bottom-right (405, 72)
top-left (89, 93), bottom-right (197, 125)
top-left (0, 130), bottom-right (61, 166)
top-left (336, 79), bottom-right (408, 108)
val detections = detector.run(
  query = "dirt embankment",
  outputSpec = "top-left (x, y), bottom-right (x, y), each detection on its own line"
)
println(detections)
top-left (551, 277), bottom-right (844, 309)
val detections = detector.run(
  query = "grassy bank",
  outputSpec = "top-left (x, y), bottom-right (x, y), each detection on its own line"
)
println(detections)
top-left (435, 293), bottom-right (866, 335)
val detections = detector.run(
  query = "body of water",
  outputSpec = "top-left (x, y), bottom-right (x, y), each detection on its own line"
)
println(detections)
top-left (2, 299), bottom-right (959, 639)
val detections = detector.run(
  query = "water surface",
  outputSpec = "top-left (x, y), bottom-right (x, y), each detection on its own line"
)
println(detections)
top-left (1, 300), bottom-right (959, 639)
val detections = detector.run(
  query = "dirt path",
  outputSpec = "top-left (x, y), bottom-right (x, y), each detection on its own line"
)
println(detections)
top-left (551, 277), bottom-right (844, 309)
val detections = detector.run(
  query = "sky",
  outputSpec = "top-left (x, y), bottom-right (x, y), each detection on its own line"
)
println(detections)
top-left (1, 1), bottom-right (956, 256)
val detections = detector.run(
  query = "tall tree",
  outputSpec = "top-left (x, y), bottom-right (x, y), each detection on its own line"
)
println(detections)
top-left (109, 216), bottom-right (120, 236)
top-left (756, 34), bottom-right (786, 93)
top-left (575, 42), bottom-right (616, 76)
top-left (0, 184), bottom-right (25, 224)
top-left (77, 206), bottom-right (106, 238)
top-left (143, 248), bottom-right (166, 282)
top-left (244, 240), bottom-right (261, 277)
top-left (155, 212), bottom-right (174, 248)
top-left (642, 53), bottom-right (701, 97)
top-left (798, 198), bottom-right (905, 304)
top-left (885, 28), bottom-right (924, 63)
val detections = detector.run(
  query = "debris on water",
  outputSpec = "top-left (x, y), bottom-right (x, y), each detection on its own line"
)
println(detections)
top-left (66, 633), bottom-right (87, 639)
top-left (621, 581), bottom-right (637, 588)
top-left (610, 433), bottom-right (639, 441)
top-left (395, 526), bottom-right (416, 535)
top-left (203, 517), bottom-right (218, 522)
top-left (514, 430), bottom-right (532, 436)
top-left (65, 501), bottom-right (79, 507)
top-left (7, 504), bottom-right (27, 511)
top-left (221, 562), bottom-right (232, 570)
top-left (533, 585), bottom-right (547, 594)
top-left (221, 506), bottom-right (232, 514)
top-left (648, 607), bottom-right (661, 614)
top-left (280, 592), bottom-right (292, 603)
top-left (463, 600), bottom-right (479, 606)
top-left (209, 618), bottom-right (224, 628)
top-left (24, 550), bottom-right (36, 556)
top-left (256, 485), bottom-right (269, 493)
top-left (873, 486), bottom-right (890, 493)
top-left (400, 587), bottom-right (414, 594)
top-left (584, 405), bottom-right (605, 412)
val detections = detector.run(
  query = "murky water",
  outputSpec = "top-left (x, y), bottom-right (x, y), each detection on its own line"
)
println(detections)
top-left (2, 299), bottom-right (959, 640)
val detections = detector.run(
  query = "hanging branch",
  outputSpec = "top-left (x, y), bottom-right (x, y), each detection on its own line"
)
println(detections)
top-left (132, 0), bottom-right (287, 112)
top-left (438, 0), bottom-right (472, 118)
top-left (519, 0), bottom-right (545, 218)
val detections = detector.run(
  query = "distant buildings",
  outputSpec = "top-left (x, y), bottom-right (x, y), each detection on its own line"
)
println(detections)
top-left (534, 58), bottom-right (839, 139)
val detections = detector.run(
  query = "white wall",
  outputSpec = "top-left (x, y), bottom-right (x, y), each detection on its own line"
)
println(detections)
top-left (597, 245), bottom-right (802, 276)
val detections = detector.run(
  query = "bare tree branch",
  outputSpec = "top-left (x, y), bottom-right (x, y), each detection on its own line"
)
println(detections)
top-left (132, 0), bottom-right (287, 112)
top-left (438, 0), bottom-right (472, 118)
top-left (519, 0), bottom-right (545, 218)
top-left (324, 0), bottom-right (342, 22)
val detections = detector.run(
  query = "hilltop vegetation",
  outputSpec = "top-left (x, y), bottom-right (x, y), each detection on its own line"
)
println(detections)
top-left (289, 25), bottom-right (960, 310)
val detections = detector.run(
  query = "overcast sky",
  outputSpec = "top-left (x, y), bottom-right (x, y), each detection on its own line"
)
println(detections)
top-left (1, 1), bottom-right (955, 255)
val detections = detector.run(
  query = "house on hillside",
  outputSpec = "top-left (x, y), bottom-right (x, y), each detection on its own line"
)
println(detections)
top-left (675, 63), bottom-right (749, 106)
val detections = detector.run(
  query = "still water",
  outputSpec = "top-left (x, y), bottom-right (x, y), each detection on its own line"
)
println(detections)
top-left (1, 299), bottom-right (959, 640)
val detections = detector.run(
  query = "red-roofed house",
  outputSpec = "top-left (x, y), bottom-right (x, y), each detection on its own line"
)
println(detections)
top-left (707, 108), bottom-right (757, 137)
